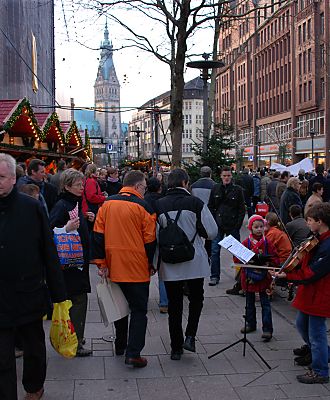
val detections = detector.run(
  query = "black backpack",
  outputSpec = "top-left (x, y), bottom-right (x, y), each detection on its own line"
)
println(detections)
top-left (159, 209), bottom-right (197, 264)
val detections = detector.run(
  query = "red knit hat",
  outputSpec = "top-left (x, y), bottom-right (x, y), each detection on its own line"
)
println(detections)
top-left (247, 214), bottom-right (265, 231)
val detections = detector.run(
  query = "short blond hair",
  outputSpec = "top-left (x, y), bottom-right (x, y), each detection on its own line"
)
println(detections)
top-left (287, 177), bottom-right (300, 189)
top-left (85, 163), bottom-right (97, 178)
top-left (60, 168), bottom-right (84, 192)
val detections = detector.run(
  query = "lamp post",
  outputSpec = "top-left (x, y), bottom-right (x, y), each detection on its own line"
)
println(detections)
top-left (131, 128), bottom-right (145, 160)
top-left (309, 129), bottom-right (316, 168)
top-left (187, 54), bottom-right (224, 154)
top-left (257, 140), bottom-right (261, 169)
top-left (124, 137), bottom-right (129, 158)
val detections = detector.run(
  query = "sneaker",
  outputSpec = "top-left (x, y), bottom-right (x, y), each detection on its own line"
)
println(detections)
top-left (170, 349), bottom-right (183, 360)
top-left (293, 344), bottom-right (310, 357)
top-left (24, 388), bottom-right (44, 400)
top-left (296, 369), bottom-right (329, 384)
top-left (294, 353), bottom-right (312, 366)
top-left (261, 332), bottom-right (272, 342)
top-left (183, 336), bottom-right (196, 352)
top-left (159, 306), bottom-right (168, 314)
top-left (240, 325), bottom-right (256, 334)
top-left (76, 347), bottom-right (92, 357)
top-left (125, 356), bottom-right (148, 368)
top-left (209, 278), bottom-right (219, 286)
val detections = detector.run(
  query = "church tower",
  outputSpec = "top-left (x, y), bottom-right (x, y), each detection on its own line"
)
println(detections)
top-left (94, 22), bottom-right (122, 156)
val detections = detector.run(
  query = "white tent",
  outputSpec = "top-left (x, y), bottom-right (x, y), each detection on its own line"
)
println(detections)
top-left (270, 157), bottom-right (314, 175)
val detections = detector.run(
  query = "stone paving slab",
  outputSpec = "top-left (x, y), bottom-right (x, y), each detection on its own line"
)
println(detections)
top-left (137, 377), bottom-right (190, 400)
top-left (74, 379), bottom-right (139, 400)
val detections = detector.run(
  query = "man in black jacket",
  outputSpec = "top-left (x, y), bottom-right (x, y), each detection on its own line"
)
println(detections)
top-left (235, 168), bottom-right (254, 218)
top-left (0, 154), bottom-right (67, 400)
top-left (208, 166), bottom-right (245, 285)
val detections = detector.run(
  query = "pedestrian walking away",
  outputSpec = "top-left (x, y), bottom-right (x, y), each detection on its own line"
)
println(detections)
top-left (92, 170), bottom-right (156, 368)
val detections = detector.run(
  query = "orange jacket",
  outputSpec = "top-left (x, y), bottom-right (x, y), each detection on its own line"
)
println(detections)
top-left (265, 226), bottom-right (292, 264)
top-left (92, 187), bottom-right (156, 282)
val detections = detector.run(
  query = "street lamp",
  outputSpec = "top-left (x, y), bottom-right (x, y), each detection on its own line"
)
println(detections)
top-left (309, 129), bottom-right (316, 167)
top-left (257, 140), bottom-right (261, 169)
top-left (187, 53), bottom-right (224, 154)
top-left (124, 137), bottom-right (129, 158)
top-left (131, 128), bottom-right (145, 160)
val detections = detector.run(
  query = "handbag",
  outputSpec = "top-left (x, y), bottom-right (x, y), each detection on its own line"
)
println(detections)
top-left (96, 278), bottom-right (129, 326)
top-left (53, 227), bottom-right (84, 270)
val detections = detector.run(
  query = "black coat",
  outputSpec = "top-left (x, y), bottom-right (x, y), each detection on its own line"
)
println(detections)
top-left (49, 192), bottom-right (91, 296)
top-left (208, 182), bottom-right (245, 233)
top-left (144, 191), bottom-right (163, 213)
top-left (280, 187), bottom-right (303, 225)
top-left (106, 180), bottom-right (123, 196)
top-left (0, 187), bottom-right (66, 328)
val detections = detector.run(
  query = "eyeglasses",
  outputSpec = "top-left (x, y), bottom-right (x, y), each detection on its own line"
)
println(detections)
top-left (137, 183), bottom-right (147, 192)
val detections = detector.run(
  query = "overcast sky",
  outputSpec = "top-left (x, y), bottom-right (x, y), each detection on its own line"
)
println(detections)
top-left (54, 0), bottom-right (214, 122)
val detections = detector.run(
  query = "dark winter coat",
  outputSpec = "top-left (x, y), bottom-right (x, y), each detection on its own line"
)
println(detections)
top-left (49, 192), bottom-right (91, 296)
top-left (0, 187), bottom-right (66, 328)
top-left (285, 217), bottom-right (311, 247)
top-left (208, 182), bottom-right (245, 233)
top-left (106, 179), bottom-right (123, 196)
top-left (280, 187), bottom-right (303, 225)
top-left (308, 174), bottom-right (329, 201)
top-left (287, 231), bottom-right (330, 317)
top-left (191, 177), bottom-right (216, 205)
top-left (144, 191), bottom-right (163, 213)
top-left (266, 178), bottom-right (280, 211)
top-left (235, 173), bottom-right (254, 199)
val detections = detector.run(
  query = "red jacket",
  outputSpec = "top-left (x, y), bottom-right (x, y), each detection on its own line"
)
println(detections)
top-left (236, 236), bottom-right (279, 293)
top-left (287, 231), bottom-right (330, 317)
top-left (82, 177), bottom-right (106, 215)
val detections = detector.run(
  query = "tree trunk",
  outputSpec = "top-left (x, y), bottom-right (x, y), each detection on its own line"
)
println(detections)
top-left (170, 1), bottom-right (190, 168)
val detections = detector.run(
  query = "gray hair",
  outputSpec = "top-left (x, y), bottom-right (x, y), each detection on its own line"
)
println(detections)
top-left (59, 168), bottom-right (84, 192)
top-left (287, 177), bottom-right (300, 189)
top-left (200, 166), bottom-right (212, 178)
top-left (85, 163), bottom-right (97, 178)
top-left (0, 153), bottom-right (16, 177)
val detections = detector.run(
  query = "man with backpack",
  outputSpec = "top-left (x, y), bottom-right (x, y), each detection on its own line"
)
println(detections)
top-left (156, 169), bottom-right (217, 361)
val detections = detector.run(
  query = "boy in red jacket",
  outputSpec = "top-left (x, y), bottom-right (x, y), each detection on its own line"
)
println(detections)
top-left (275, 203), bottom-right (330, 384)
top-left (236, 215), bottom-right (279, 341)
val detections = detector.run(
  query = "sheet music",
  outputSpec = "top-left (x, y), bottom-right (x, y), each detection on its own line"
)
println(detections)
top-left (219, 235), bottom-right (255, 264)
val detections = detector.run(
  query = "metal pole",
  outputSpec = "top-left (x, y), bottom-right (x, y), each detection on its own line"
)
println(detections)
top-left (137, 131), bottom-right (140, 160)
top-left (311, 135), bottom-right (314, 167)
top-left (202, 68), bottom-right (209, 155)
top-left (155, 112), bottom-right (160, 172)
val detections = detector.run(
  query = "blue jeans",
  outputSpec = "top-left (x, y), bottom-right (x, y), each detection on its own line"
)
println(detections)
top-left (210, 228), bottom-right (240, 280)
top-left (158, 278), bottom-right (168, 307)
top-left (296, 311), bottom-right (330, 377)
top-left (246, 291), bottom-right (273, 333)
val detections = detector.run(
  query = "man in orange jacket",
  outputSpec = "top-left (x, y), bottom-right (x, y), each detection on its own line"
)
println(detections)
top-left (92, 170), bottom-right (156, 368)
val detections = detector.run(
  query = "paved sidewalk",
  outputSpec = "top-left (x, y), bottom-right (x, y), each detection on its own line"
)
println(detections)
top-left (17, 249), bottom-right (330, 399)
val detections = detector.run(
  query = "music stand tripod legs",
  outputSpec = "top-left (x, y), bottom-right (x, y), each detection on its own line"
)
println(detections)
top-left (208, 276), bottom-right (272, 370)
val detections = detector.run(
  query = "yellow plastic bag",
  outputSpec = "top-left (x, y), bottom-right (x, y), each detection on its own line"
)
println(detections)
top-left (50, 300), bottom-right (78, 358)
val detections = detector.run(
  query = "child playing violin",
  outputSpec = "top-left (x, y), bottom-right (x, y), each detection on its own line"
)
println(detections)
top-left (235, 215), bottom-right (279, 341)
top-left (274, 203), bottom-right (330, 384)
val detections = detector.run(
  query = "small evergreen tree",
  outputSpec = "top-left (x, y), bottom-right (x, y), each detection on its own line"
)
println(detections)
top-left (184, 122), bottom-right (236, 183)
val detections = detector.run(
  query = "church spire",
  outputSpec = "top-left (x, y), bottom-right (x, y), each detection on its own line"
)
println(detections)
top-left (104, 19), bottom-right (109, 42)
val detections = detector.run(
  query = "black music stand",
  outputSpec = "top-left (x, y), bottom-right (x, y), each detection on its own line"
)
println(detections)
top-left (208, 271), bottom-right (272, 370)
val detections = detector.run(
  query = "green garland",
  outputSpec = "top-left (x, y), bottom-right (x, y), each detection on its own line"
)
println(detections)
top-left (3, 97), bottom-right (42, 138)
top-left (65, 120), bottom-right (83, 147)
top-left (42, 112), bottom-right (65, 144)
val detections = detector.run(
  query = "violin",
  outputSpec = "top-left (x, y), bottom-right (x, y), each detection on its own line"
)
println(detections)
top-left (279, 236), bottom-right (319, 273)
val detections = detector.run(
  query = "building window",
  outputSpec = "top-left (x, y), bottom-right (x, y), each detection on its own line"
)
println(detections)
top-left (320, 44), bottom-right (325, 67)
top-left (302, 22), bottom-right (306, 42)
top-left (321, 78), bottom-right (325, 99)
top-left (298, 25), bottom-right (301, 45)
top-left (308, 48), bottom-right (312, 72)
top-left (320, 13), bottom-right (324, 35)
top-left (308, 81), bottom-right (312, 101)
top-left (307, 19), bottom-right (311, 40)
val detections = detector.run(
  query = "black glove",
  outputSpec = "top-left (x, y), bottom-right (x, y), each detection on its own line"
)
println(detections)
top-left (252, 253), bottom-right (272, 266)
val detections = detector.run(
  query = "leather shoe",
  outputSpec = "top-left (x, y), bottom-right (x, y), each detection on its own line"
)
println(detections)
top-left (295, 353), bottom-right (312, 366)
top-left (115, 347), bottom-right (126, 356)
top-left (183, 336), bottom-right (196, 352)
top-left (76, 347), bottom-right (92, 357)
top-left (293, 344), bottom-right (310, 357)
top-left (24, 387), bottom-right (44, 399)
top-left (261, 332), bottom-right (272, 342)
top-left (125, 356), bottom-right (148, 368)
top-left (170, 349), bottom-right (183, 360)
top-left (209, 278), bottom-right (219, 286)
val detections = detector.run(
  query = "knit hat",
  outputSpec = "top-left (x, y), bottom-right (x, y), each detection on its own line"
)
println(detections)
top-left (247, 214), bottom-right (265, 231)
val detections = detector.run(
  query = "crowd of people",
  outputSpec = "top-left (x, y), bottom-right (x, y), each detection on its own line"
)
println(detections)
top-left (1, 154), bottom-right (330, 399)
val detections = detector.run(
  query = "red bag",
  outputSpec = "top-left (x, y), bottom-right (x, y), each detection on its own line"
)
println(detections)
top-left (256, 202), bottom-right (269, 217)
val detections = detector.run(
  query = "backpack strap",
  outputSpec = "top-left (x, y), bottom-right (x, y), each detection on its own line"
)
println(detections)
top-left (161, 208), bottom-right (197, 244)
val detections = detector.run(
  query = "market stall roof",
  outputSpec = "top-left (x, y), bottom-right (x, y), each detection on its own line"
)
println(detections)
top-left (61, 120), bottom-right (83, 147)
top-left (0, 98), bottom-right (42, 139)
top-left (35, 112), bottom-right (65, 147)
